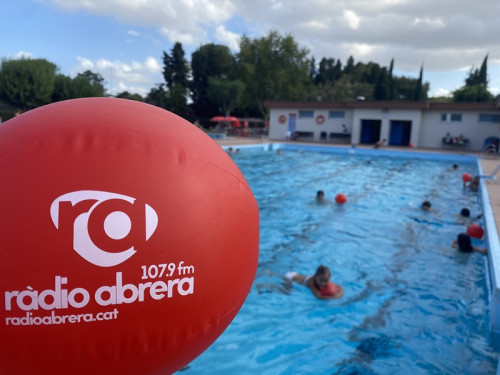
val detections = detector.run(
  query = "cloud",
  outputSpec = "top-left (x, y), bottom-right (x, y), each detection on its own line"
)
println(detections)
top-left (44, 0), bottom-right (499, 96)
top-left (8, 51), bottom-right (34, 59)
top-left (214, 25), bottom-right (240, 51)
top-left (51, 0), bottom-right (236, 47)
top-left (72, 55), bottom-right (163, 96)
top-left (343, 10), bottom-right (360, 30)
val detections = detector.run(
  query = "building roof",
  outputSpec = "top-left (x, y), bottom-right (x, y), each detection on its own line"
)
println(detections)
top-left (263, 100), bottom-right (500, 111)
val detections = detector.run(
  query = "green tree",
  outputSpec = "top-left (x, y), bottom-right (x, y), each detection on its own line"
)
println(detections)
top-left (145, 84), bottom-right (168, 108)
top-left (413, 65), bottom-right (424, 101)
top-left (51, 70), bottom-right (105, 102)
top-left (388, 59), bottom-right (395, 100)
top-left (309, 77), bottom-right (373, 101)
top-left (315, 58), bottom-right (342, 85)
top-left (206, 77), bottom-right (245, 116)
top-left (235, 30), bottom-right (311, 117)
top-left (163, 42), bottom-right (189, 89)
top-left (373, 67), bottom-right (390, 100)
top-left (190, 43), bottom-right (235, 118)
top-left (115, 91), bottom-right (143, 101)
top-left (453, 54), bottom-right (493, 102)
top-left (72, 70), bottom-right (106, 97)
top-left (453, 84), bottom-right (493, 102)
top-left (162, 42), bottom-right (190, 117)
top-left (0, 58), bottom-right (57, 110)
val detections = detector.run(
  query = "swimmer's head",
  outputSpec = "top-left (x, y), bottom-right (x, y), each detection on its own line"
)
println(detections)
top-left (421, 201), bottom-right (431, 211)
top-left (460, 208), bottom-right (471, 217)
top-left (457, 233), bottom-right (473, 252)
top-left (453, 164), bottom-right (459, 170)
top-left (316, 190), bottom-right (325, 200)
top-left (314, 265), bottom-right (331, 289)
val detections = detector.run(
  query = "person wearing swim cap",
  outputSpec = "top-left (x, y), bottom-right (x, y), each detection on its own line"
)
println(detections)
top-left (285, 265), bottom-right (343, 299)
top-left (451, 233), bottom-right (486, 254)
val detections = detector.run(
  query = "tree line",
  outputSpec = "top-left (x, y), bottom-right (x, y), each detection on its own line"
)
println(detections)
top-left (0, 30), bottom-right (495, 124)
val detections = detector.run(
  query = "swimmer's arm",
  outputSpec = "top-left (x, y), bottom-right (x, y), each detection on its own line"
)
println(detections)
top-left (473, 246), bottom-right (487, 254)
top-left (451, 240), bottom-right (458, 249)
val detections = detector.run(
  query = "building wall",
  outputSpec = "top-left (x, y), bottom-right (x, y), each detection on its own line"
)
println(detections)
top-left (268, 104), bottom-right (500, 151)
top-left (419, 110), bottom-right (500, 150)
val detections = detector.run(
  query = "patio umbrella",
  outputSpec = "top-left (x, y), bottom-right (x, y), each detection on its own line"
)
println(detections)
top-left (209, 116), bottom-right (226, 122)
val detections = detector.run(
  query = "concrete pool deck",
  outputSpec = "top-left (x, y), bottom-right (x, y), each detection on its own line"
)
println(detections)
top-left (215, 136), bottom-right (500, 335)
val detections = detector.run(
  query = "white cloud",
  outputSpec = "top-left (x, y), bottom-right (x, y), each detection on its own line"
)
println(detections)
top-left (214, 25), bottom-right (240, 51)
top-left (343, 10), bottom-right (360, 30)
top-left (72, 55), bottom-right (163, 96)
top-left (9, 51), bottom-right (34, 59)
top-left (411, 17), bottom-right (445, 30)
top-left (430, 88), bottom-right (452, 98)
top-left (127, 30), bottom-right (140, 36)
top-left (43, 0), bottom-right (500, 96)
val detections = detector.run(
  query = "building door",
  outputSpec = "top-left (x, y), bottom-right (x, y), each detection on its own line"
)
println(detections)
top-left (360, 120), bottom-right (381, 144)
top-left (389, 120), bottom-right (412, 146)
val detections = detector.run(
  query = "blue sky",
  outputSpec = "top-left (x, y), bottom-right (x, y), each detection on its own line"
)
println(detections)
top-left (1, 0), bottom-right (499, 98)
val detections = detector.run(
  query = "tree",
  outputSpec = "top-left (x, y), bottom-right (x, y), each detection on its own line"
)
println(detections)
top-left (453, 84), bottom-right (493, 102)
top-left (453, 54), bottom-right (493, 102)
top-left (145, 84), bottom-right (168, 108)
top-left (235, 30), bottom-right (311, 117)
top-left (162, 42), bottom-right (190, 117)
top-left (163, 42), bottom-right (189, 89)
top-left (373, 68), bottom-right (390, 100)
top-left (190, 43), bottom-right (235, 118)
top-left (388, 59), bottom-right (395, 100)
top-left (72, 70), bottom-right (106, 97)
top-left (51, 70), bottom-right (105, 102)
top-left (0, 58), bottom-right (57, 110)
top-left (413, 65), bottom-right (423, 101)
top-left (206, 77), bottom-right (245, 115)
top-left (115, 91), bottom-right (143, 101)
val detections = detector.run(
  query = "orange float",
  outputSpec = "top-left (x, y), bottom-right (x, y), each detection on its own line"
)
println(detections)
top-left (467, 224), bottom-right (484, 239)
top-left (0, 98), bottom-right (259, 375)
top-left (335, 193), bottom-right (347, 204)
top-left (278, 114), bottom-right (287, 124)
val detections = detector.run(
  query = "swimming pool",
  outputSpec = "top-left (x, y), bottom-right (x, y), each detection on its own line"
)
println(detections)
top-left (180, 145), bottom-right (499, 374)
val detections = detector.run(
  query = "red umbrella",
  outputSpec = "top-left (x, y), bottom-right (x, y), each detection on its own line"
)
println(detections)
top-left (232, 120), bottom-right (242, 128)
top-left (209, 116), bottom-right (226, 122)
top-left (224, 116), bottom-right (239, 122)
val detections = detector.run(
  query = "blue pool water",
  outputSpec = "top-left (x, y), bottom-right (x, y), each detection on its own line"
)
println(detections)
top-left (180, 146), bottom-right (499, 374)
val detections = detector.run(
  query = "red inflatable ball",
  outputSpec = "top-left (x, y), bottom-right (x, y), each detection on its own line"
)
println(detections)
top-left (318, 282), bottom-right (341, 297)
top-left (467, 224), bottom-right (484, 239)
top-left (335, 193), bottom-right (347, 205)
top-left (462, 173), bottom-right (472, 182)
top-left (0, 98), bottom-right (259, 375)
top-left (409, 143), bottom-right (414, 148)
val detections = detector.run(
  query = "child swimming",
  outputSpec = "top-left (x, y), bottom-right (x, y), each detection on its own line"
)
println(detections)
top-left (285, 265), bottom-right (344, 299)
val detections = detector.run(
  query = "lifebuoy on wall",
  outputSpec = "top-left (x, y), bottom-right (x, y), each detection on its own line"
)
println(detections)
top-left (316, 115), bottom-right (325, 124)
top-left (279, 114), bottom-right (287, 124)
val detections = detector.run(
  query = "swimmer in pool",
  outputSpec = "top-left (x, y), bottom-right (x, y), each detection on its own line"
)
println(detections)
top-left (451, 233), bottom-right (487, 254)
top-left (421, 200), bottom-right (432, 211)
top-left (285, 265), bottom-right (344, 299)
top-left (316, 190), bottom-right (333, 206)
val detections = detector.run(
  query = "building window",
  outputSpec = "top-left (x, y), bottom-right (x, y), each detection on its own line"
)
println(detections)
top-left (329, 111), bottom-right (345, 119)
top-left (299, 110), bottom-right (314, 118)
top-left (441, 113), bottom-right (462, 122)
top-left (479, 114), bottom-right (500, 123)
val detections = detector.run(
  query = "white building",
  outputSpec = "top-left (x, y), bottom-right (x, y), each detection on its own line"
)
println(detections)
top-left (265, 100), bottom-right (500, 151)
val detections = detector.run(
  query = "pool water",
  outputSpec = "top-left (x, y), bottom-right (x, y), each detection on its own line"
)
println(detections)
top-left (180, 148), bottom-right (499, 374)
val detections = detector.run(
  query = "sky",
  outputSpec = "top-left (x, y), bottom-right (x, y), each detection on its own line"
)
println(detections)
top-left (1, 0), bottom-right (499, 99)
